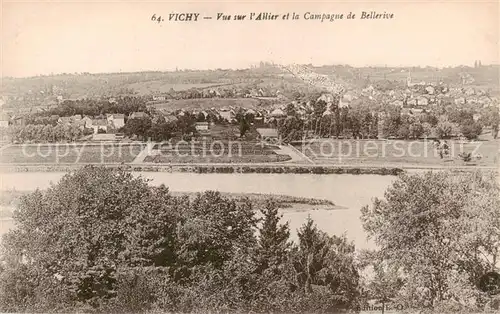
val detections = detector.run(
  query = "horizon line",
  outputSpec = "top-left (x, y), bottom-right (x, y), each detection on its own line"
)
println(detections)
top-left (2, 62), bottom-right (499, 80)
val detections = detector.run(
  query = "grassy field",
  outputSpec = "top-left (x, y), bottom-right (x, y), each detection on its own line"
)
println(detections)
top-left (0, 144), bottom-right (145, 164)
top-left (145, 141), bottom-right (290, 163)
top-left (151, 97), bottom-right (263, 110)
top-left (294, 139), bottom-right (499, 167)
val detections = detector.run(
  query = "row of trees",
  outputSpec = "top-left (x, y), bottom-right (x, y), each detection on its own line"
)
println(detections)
top-left (277, 100), bottom-right (379, 141)
top-left (0, 166), bottom-right (360, 312)
top-left (6, 124), bottom-right (92, 143)
top-left (277, 99), bottom-right (488, 142)
top-left (38, 96), bottom-right (147, 118)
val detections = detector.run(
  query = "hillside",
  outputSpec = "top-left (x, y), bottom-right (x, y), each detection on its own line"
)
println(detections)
top-left (2, 64), bottom-right (498, 101)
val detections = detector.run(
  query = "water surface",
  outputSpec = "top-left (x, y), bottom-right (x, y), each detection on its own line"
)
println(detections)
top-left (0, 172), bottom-right (396, 249)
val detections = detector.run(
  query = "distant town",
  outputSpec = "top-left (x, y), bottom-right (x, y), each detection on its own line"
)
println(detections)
top-left (0, 62), bottom-right (498, 168)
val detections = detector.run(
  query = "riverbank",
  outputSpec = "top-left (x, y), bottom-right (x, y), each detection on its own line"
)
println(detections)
top-left (0, 189), bottom-right (340, 222)
top-left (1, 162), bottom-right (497, 175)
top-left (0, 163), bottom-right (407, 175)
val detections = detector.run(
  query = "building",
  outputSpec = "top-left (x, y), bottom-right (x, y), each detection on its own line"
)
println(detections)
top-left (256, 128), bottom-right (279, 141)
top-left (416, 96), bottom-right (429, 107)
top-left (107, 114), bottom-right (125, 129)
top-left (164, 115), bottom-right (178, 124)
top-left (195, 121), bottom-right (209, 132)
top-left (91, 119), bottom-right (108, 134)
top-left (129, 112), bottom-right (149, 120)
top-left (219, 109), bottom-right (235, 122)
top-left (153, 95), bottom-right (167, 101)
top-left (82, 116), bottom-right (93, 129)
top-left (317, 93), bottom-right (336, 104)
top-left (270, 108), bottom-right (286, 118)
top-left (58, 116), bottom-right (72, 125)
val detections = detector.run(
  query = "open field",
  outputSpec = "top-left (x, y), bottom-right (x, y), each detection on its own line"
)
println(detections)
top-left (0, 143), bottom-right (145, 164)
top-left (145, 141), bottom-right (291, 163)
top-left (151, 97), bottom-right (264, 110)
top-left (294, 139), bottom-right (499, 167)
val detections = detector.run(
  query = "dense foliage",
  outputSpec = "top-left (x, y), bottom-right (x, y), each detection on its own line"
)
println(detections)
top-left (361, 171), bottom-right (500, 312)
top-left (0, 166), bottom-right (360, 313)
top-left (39, 97), bottom-right (147, 118)
top-left (7, 124), bottom-right (91, 143)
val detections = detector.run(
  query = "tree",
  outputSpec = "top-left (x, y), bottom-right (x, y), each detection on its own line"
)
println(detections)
top-left (409, 122), bottom-right (424, 139)
top-left (359, 250), bottom-right (403, 314)
top-left (460, 122), bottom-right (483, 140)
top-left (175, 191), bottom-right (258, 269)
top-left (396, 125), bottom-right (410, 139)
top-left (1, 166), bottom-right (180, 308)
top-left (361, 172), bottom-right (500, 309)
top-left (291, 217), bottom-right (360, 309)
top-left (435, 119), bottom-right (455, 139)
top-left (381, 113), bottom-right (401, 138)
top-left (285, 103), bottom-right (297, 117)
top-left (254, 201), bottom-right (291, 275)
top-left (239, 117), bottom-right (250, 137)
top-left (123, 117), bottom-right (152, 140)
top-left (277, 116), bottom-right (304, 142)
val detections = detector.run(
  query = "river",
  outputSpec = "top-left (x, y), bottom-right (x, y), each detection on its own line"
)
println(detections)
top-left (0, 172), bottom-right (396, 250)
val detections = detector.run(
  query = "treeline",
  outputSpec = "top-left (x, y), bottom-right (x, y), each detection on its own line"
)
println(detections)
top-left (0, 166), bottom-right (360, 313)
top-left (277, 100), bottom-right (381, 141)
top-left (7, 124), bottom-right (92, 143)
top-left (37, 96), bottom-right (147, 118)
top-left (122, 112), bottom-right (197, 141)
top-left (277, 99), bottom-right (492, 142)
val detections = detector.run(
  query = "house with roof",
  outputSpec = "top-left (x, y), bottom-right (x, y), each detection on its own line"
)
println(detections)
top-left (219, 108), bottom-right (235, 122)
top-left (245, 109), bottom-right (257, 116)
top-left (164, 115), bottom-right (178, 124)
top-left (317, 93), bottom-right (336, 104)
top-left (74, 120), bottom-right (86, 131)
top-left (107, 114), bottom-right (125, 129)
top-left (270, 108), bottom-right (286, 118)
top-left (416, 96), bottom-right (429, 107)
top-left (152, 95), bottom-right (167, 102)
top-left (82, 116), bottom-right (93, 129)
top-left (58, 116), bottom-right (72, 125)
top-left (256, 128), bottom-right (279, 141)
top-left (322, 109), bottom-right (334, 117)
top-left (129, 112), bottom-right (149, 120)
top-left (10, 115), bottom-right (26, 126)
top-left (91, 119), bottom-right (108, 134)
top-left (195, 121), bottom-right (209, 132)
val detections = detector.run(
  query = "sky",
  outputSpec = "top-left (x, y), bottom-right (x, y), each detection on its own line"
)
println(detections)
top-left (1, 0), bottom-right (499, 77)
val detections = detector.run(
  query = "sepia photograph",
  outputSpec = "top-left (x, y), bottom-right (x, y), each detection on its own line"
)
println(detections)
top-left (0, 0), bottom-right (499, 313)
